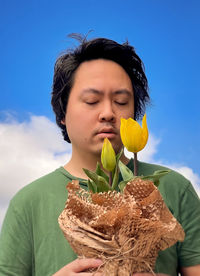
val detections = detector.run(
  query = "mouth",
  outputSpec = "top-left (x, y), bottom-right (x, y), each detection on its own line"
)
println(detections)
top-left (96, 128), bottom-right (117, 139)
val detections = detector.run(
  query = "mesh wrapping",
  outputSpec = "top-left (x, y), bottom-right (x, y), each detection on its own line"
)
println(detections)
top-left (58, 178), bottom-right (185, 275)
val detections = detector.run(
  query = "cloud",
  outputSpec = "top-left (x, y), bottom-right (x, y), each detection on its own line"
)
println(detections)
top-left (0, 114), bottom-right (72, 228)
top-left (0, 114), bottom-right (199, 229)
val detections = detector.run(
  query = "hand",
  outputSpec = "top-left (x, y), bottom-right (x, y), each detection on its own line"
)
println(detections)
top-left (133, 273), bottom-right (169, 276)
top-left (52, 258), bottom-right (103, 275)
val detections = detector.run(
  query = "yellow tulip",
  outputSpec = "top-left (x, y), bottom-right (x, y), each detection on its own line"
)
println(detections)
top-left (120, 114), bottom-right (148, 153)
top-left (101, 138), bottom-right (116, 172)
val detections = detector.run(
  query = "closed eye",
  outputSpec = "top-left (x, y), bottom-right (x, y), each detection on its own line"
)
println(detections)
top-left (115, 101), bottom-right (128, 105)
top-left (86, 101), bottom-right (98, 105)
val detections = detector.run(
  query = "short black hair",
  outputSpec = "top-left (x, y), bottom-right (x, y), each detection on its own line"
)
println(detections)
top-left (51, 35), bottom-right (150, 143)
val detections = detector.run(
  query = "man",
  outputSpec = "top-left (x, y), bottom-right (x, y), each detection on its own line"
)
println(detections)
top-left (0, 36), bottom-right (200, 276)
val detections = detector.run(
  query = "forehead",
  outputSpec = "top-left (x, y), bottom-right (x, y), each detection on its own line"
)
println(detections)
top-left (71, 59), bottom-right (133, 92)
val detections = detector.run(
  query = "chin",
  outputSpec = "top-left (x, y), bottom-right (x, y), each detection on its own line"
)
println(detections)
top-left (112, 144), bottom-right (123, 155)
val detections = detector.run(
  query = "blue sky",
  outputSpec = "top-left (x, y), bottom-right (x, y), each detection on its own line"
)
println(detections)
top-left (0, 0), bottom-right (199, 179)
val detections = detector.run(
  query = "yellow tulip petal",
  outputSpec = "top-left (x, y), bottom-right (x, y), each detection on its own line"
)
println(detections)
top-left (142, 114), bottom-right (148, 139)
top-left (120, 118), bottom-right (128, 148)
top-left (101, 138), bottom-right (116, 172)
top-left (140, 114), bottom-right (148, 150)
top-left (120, 114), bottom-right (149, 153)
top-left (127, 119), bottom-right (142, 152)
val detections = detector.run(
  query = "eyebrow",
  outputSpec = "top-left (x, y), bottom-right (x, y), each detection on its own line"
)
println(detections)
top-left (81, 88), bottom-right (133, 96)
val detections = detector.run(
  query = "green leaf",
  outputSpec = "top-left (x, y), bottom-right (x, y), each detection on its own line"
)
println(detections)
top-left (111, 148), bottom-right (123, 190)
top-left (111, 166), bottom-right (119, 191)
top-left (87, 179), bottom-right (97, 193)
top-left (118, 160), bottom-right (134, 180)
top-left (95, 162), bottom-right (109, 182)
top-left (141, 170), bottom-right (170, 187)
top-left (118, 179), bottom-right (130, 192)
top-left (116, 148), bottom-right (123, 164)
top-left (83, 168), bottom-right (111, 192)
top-left (96, 175), bottom-right (111, 192)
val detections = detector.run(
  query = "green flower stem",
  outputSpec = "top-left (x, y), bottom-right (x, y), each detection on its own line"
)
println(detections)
top-left (109, 172), bottom-right (113, 186)
top-left (134, 152), bottom-right (138, 176)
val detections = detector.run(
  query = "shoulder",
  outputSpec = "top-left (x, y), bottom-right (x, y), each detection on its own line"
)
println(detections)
top-left (9, 167), bottom-right (71, 208)
top-left (2, 167), bottom-right (74, 231)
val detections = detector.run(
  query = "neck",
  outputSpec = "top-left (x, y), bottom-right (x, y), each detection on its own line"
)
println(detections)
top-left (64, 147), bottom-right (130, 179)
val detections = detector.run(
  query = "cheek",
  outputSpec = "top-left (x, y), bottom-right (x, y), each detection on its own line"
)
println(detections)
top-left (65, 109), bottom-right (92, 141)
top-left (126, 105), bottom-right (135, 118)
top-left (65, 111), bottom-right (78, 137)
top-left (119, 110), bottom-right (134, 121)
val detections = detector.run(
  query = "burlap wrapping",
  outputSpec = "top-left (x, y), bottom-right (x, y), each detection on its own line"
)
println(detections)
top-left (58, 178), bottom-right (185, 275)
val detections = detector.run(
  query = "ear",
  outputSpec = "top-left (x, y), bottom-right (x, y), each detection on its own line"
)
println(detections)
top-left (61, 119), bottom-right (65, 125)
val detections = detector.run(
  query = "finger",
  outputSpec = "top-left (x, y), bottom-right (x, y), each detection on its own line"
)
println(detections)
top-left (79, 272), bottom-right (103, 276)
top-left (67, 258), bottom-right (103, 273)
top-left (133, 274), bottom-right (153, 276)
top-left (133, 273), bottom-right (169, 276)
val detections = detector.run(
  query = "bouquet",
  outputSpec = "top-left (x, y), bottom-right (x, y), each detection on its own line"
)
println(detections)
top-left (58, 115), bottom-right (185, 275)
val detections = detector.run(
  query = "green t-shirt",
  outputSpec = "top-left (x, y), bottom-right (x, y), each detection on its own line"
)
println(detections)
top-left (0, 160), bottom-right (200, 276)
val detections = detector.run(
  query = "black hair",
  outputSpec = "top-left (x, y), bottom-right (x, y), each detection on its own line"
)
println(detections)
top-left (51, 34), bottom-right (150, 143)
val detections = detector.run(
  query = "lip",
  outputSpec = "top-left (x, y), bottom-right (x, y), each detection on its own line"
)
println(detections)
top-left (96, 127), bottom-right (117, 139)
top-left (97, 132), bottom-right (117, 139)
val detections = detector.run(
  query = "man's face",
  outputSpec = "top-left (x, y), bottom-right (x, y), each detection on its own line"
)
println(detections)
top-left (63, 59), bottom-right (134, 156)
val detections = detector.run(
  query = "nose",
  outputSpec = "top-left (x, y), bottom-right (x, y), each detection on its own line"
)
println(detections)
top-left (99, 102), bottom-right (116, 123)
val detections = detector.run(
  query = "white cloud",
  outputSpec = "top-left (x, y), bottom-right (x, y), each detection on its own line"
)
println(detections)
top-left (0, 114), bottom-right (72, 228)
top-left (0, 205), bottom-right (8, 230)
top-left (0, 114), bottom-right (199, 229)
